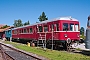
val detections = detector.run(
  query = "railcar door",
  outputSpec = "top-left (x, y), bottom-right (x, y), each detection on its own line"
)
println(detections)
top-left (34, 26), bottom-right (38, 40)
top-left (35, 25), bottom-right (39, 40)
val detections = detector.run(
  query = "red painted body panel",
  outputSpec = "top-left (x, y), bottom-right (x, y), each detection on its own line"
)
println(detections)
top-left (12, 19), bottom-right (80, 41)
top-left (59, 32), bottom-right (80, 40)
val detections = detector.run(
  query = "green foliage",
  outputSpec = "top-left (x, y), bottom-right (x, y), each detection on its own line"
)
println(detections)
top-left (3, 41), bottom-right (90, 60)
top-left (80, 27), bottom-right (85, 39)
top-left (23, 20), bottom-right (30, 26)
top-left (76, 48), bottom-right (81, 50)
top-left (0, 25), bottom-right (10, 29)
top-left (38, 12), bottom-right (48, 22)
top-left (13, 19), bottom-right (23, 27)
top-left (80, 35), bottom-right (86, 39)
top-left (13, 19), bottom-right (30, 27)
top-left (80, 27), bottom-right (84, 35)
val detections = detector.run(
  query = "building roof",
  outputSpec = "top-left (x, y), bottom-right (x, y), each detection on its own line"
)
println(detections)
top-left (0, 24), bottom-right (6, 28)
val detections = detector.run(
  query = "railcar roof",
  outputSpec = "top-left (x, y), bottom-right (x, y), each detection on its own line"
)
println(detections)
top-left (12, 16), bottom-right (78, 30)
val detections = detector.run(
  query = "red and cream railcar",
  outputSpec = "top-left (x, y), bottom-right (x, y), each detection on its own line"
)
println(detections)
top-left (12, 16), bottom-right (80, 48)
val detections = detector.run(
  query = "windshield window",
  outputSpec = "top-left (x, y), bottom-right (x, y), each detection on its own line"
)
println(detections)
top-left (70, 24), bottom-right (74, 31)
top-left (75, 24), bottom-right (79, 31)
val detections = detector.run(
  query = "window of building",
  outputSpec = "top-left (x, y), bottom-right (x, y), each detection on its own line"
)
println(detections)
top-left (70, 23), bottom-right (74, 31)
top-left (75, 24), bottom-right (79, 31)
top-left (44, 25), bottom-right (48, 32)
top-left (8, 30), bottom-right (10, 34)
top-left (56, 24), bottom-right (59, 31)
top-left (29, 28), bottom-right (33, 33)
top-left (39, 26), bottom-right (42, 32)
top-left (63, 23), bottom-right (68, 31)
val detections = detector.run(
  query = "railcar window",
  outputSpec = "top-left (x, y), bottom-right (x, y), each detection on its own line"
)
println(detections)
top-left (27, 29), bottom-right (29, 33)
top-left (63, 23), bottom-right (68, 31)
top-left (39, 26), bottom-right (42, 32)
top-left (24, 29), bottom-right (27, 33)
top-left (14, 30), bottom-right (17, 34)
top-left (52, 24), bottom-right (54, 29)
top-left (70, 24), bottom-right (74, 31)
top-left (21, 29), bottom-right (23, 33)
top-left (30, 28), bottom-right (33, 33)
top-left (9, 30), bottom-right (11, 34)
top-left (19, 30), bottom-right (22, 33)
top-left (75, 24), bottom-right (79, 31)
top-left (44, 26), bottom-right (48, 32)
top-left (51, 24), bottom-right (54, 31)
top-left (8, 31), bottom-right (10, 34)
top-left (56, 24), bottom-right (59, 31)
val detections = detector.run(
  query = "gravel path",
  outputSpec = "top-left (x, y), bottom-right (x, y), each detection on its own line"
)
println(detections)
top-left (72, 43), bottom-right (90, 51)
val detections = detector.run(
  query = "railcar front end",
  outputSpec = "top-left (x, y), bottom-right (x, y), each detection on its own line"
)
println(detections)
top-left (59, 20), bottom-right (80, 42)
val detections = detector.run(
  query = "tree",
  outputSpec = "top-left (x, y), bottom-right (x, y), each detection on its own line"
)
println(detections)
top-left (80, 27), bottom-right (85, 39)
top-left (80, 27), bottom-right (84, 35)
top-left (23, 20), bottom-right (30, 26)
top-left (38, 12), bottom-right (48, 22)
top-left (13, 19), bottom-right (23, 27)
top-left (17, 19), bottom-right (23, 27)
top-left (13, 20), bottom-right (18, 27)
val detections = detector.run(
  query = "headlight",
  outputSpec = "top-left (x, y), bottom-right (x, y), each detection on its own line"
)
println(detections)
top-left (64, 34), bottom-right (67, 37)
top-left (67, 38), bottom-right (71, 43)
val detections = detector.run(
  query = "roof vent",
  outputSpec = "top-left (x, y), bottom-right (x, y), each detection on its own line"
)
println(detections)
top-left (69, 16), bottom-right (72, 20)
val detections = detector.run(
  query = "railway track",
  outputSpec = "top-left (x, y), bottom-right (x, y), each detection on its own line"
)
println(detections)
top-left (0, 42), bottom-right (47, 60)
top-left (0, 44), bottom-right (14, 60)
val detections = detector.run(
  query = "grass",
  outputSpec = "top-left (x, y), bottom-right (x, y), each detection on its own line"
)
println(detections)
top-left (76, 48), bottom-right (82, 51)
top-left (2, 41), bottom-right (90, 60)
top-left (80, 35), bottom-right (86, 39)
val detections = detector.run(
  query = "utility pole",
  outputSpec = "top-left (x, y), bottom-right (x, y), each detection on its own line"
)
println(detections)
top-left (10, 29), bottom-right (12, 42)
top-left (10, 37), bottom-right (12, 42)
top-left (52, 29), bottom-right (53, 50)
top-left (44, 32), bottom-right (46, 50)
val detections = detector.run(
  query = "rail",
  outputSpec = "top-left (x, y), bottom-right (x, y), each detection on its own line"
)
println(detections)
top-left (0, 43), bottom-right (14, 60)
top-left (0, 42), bottom-right (46, 60)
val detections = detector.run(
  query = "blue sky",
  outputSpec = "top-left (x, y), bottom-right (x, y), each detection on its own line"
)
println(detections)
top-left (0, 0), bottom-right (90, 29)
